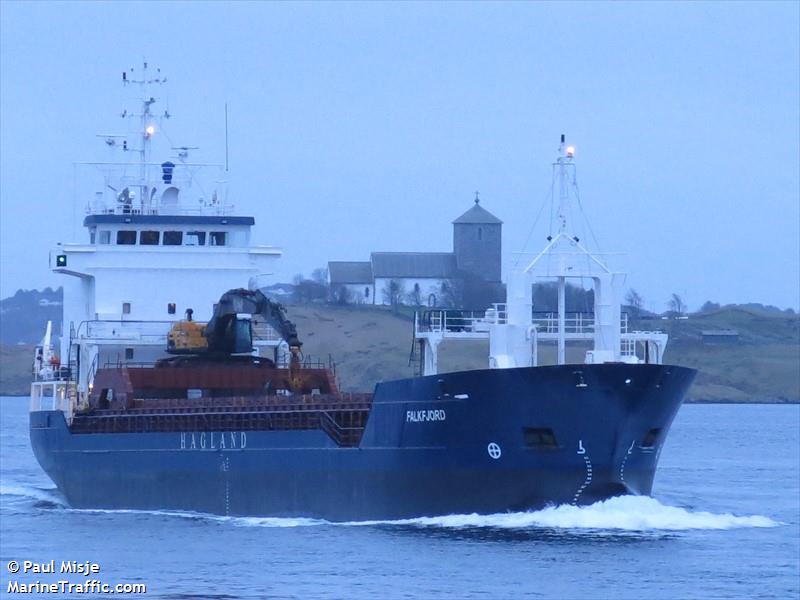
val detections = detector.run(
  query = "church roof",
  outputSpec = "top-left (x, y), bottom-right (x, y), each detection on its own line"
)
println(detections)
top-left (328, 261), bottom-right (373, 284)
top-left (371, 252), bottom-right (458, 279)
top-left (452, 199), bottom-right (503, 225)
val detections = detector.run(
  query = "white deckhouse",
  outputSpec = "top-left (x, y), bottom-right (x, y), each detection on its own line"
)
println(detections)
top-left (31, 63), bottom-right (282, 417)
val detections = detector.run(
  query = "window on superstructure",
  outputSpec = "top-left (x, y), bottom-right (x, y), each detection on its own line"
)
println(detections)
top-left (117, 230), bottom-right (137, 245)
top-left (89, 227), bottom-right (96, 244)
top-left (98, 231), bottom-right (111, 245)
top-left (140, 230), bottom-right (160, 245)
top-left (168, 303), bottom-right (176, 315)
top-left (210, 232), bottom-right (227, 246)
top-left (125, 348), bottom-right (134, 360)
top-left (478, 227), bottom-right (483, 241)
top-left (163, 231), bottom-right (183, 246)
top-left (365, 287), bottom-right (370, 298)
top-left (122, 302), bottom-right (131, 315)
top-left (185, 231), bottom-right (206, 246)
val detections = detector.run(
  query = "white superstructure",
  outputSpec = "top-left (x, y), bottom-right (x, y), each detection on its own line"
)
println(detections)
top-left (414, 136), bottom-right (668, 375)
top-left (32, 63), bottom-right (282, 417)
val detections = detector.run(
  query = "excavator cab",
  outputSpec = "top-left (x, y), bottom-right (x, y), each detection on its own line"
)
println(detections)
top-left (216, 314), bottom-right (254, 355)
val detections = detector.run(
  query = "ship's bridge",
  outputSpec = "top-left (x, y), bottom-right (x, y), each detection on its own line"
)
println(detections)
top-left (33, 62), bottom-right (288, 418)
top-left (50, 162), bottom-right (283, 396)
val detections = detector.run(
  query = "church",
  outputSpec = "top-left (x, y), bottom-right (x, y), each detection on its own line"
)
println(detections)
top-left (328, 196), bottom-right (503, 308)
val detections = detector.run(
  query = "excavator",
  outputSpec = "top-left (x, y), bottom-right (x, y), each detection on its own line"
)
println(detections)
top-left (166, 289), bottom-right (304, 386)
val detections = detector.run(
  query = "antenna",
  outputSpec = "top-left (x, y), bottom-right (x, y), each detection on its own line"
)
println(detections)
top-left (118, 61), bottom-right (169, 213)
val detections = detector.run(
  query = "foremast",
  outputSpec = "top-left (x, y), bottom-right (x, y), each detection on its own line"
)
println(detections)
top-left (414, 135), bottom-right (668, 375)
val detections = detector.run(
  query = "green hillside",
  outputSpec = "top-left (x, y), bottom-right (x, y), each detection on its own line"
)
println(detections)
top-left (0, 344), bottom-right (34, 396)
top-left (1, 304), bottom-right (797, 402)
top-left (653, 308), bottom-right (799, 402)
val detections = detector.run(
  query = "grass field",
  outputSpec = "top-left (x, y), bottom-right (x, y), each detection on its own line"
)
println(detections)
top-left (1, 305), bottom-right (797, 402)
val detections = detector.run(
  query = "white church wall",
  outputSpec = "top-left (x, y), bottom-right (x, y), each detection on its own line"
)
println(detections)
top-left (375, 277), bottom-right (446, 307)
top-left (332, 283), bottom-right (375, 304)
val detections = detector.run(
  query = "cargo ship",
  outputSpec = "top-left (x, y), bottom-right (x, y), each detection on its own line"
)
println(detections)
top-left (29, 65), bottom-right (695, 521)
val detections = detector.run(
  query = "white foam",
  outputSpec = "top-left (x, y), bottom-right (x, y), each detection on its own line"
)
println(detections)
top-left (2, 487), bottom-right (779, 531)
top-left (352, 495), bottom-right (779, 531)
top-left (228, 516), bottom-right (327, 528)
top-left (0, 484), bottom-right (65, 505)
top-left (67, 507), bottom-right (326, 528)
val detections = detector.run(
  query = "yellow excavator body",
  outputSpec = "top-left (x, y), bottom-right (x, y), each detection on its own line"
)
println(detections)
top-left (167, 319), bottom-right (208, 354)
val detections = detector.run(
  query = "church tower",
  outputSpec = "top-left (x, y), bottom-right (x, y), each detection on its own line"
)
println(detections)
top-left (452, 193), bottom-right (503, 283)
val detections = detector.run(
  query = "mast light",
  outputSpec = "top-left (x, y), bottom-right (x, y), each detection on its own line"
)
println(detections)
top-left (145, 125), bottom-right (155, 137)
top-left (566, 146), bottom-right (575, 158)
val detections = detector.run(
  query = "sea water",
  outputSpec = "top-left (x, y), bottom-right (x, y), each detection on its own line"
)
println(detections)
top-left (1, 398), bottom-right (797, 599)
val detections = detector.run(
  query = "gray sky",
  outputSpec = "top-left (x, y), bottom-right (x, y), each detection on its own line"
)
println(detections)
top-left (1, 1), bottom-right (798, 311)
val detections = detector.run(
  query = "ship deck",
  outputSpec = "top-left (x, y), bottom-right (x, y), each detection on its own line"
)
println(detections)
top-left (70, 392), bottom-right (374, 447)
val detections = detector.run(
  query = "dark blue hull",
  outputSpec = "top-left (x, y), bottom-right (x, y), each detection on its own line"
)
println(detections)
top-left (30, 364), bottom-right (695, 521)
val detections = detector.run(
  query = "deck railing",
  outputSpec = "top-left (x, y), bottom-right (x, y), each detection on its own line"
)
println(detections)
top-left (416, 307), bottom-right (629, 335)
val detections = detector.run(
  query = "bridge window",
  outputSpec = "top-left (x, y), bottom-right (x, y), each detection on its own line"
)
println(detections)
top-left (185, 231), bottom-right (206, 246)
top-left (167, 303), bottom-right (176, 315)
top-left (98, 231), bottom-right (111, 245)
top-left (210, 231), bottom-right (227, 246)
top-left (89, 227), bottom-right (96, 244)
top-left (116, 230), bottom-right (137, 245)
top-left (478, 227), bottom-right (483, 240)
top-left (365, 287), bottom-right (370, 298)
top-left (163, 231), bottom-right (183, 246)
top-left (122, 302), bottom-right (131, 315)
top-left (140, 230), bottom-right (160, 245)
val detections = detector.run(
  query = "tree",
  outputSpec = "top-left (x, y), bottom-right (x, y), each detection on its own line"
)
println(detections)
top-left (667, 293), bottom-right (686, 315)
top-left (292, 279), bottom-right (327, 304)
top-left (440, 278), bottom-right (464, 308)
top-left (530, 281), bottom-right (594, 312)
top-left (331, 284), bottom-right (353, 305)
top-left (624, 289), bottom-right (643, 319)
top-left (406, 283), bottom-right (422, 306)
top-left (699, 300), bottom-right (721, 314)
top-left (311, 267), bottom-right (328, 285)
top-left (382, 279), bottom-right (405, 311)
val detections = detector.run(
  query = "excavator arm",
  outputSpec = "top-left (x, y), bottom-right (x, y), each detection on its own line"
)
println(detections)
top-left (204, 288), bottom-right (302, 357)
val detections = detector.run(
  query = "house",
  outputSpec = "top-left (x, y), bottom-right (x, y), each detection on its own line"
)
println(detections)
top-left (327, 261), bottom-right (375, 304)
top-left (701, 329), bottom-right (740, 343)
top-left (328, 196), bottom-right (503, 308)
